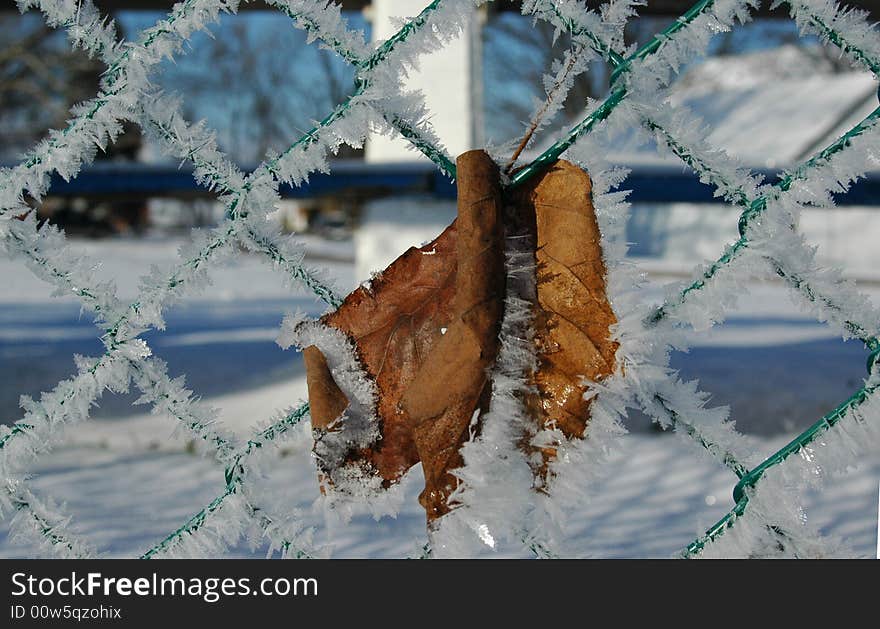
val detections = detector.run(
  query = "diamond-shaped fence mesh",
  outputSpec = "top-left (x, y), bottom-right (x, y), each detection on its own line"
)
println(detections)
top-left (1, 0), bottom-right (878, 558)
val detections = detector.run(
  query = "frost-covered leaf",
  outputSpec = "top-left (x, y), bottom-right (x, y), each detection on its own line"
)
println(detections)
top-left (303, 153), bottom-right (621, 524)
top-left (304, 150), bottom-right (505, 521)
top-left (509, 160), bottom-right (618, 475)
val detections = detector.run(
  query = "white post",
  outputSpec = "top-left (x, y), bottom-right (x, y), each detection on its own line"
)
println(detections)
top-left (365, 0), bottom-right (484, 163)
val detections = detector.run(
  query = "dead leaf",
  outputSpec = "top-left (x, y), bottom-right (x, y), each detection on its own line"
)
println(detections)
top-left (302, 153), bottom-right (617, 522)
top-left (303, 150), bottom-right (505, 521)
top-left (308, 216), bottom-right (457, 486)
top-left (400, 150), bottom-right (505, 520)
top-left (508, 160), bottom-right (618, 475)
top-left (303, 345), bottom-right (349, 433)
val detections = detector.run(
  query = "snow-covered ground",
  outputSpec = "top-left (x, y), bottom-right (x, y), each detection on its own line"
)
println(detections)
top-left (0, 234), bottom-right (877, 558)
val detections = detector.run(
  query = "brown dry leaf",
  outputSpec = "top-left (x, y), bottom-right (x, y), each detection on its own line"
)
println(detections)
top-left (302, 346), bottom-right (349, 432)
top-left (508, 160), bottom-right (618, 475)
top-left (303, 150), bottom-right (505, 521)
top-left (400, 150), bottom-right (505, 520)
top-left (307, 210), bottom-right (458, 485)
top-left (303, 153), bottom-right (617, 522)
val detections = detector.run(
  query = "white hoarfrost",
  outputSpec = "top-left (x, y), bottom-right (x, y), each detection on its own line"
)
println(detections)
top-left (0, 0), bottom-right (480, 556)
top-left (278, 314), bottom-right (379, 468)
top-left (277, 314), bottom-right (409, 523)
top-left (431, 236), bottom-right (541, 558)
top-left (2, 0), bottom-right (879, 558)
top-left (546, 0), bottom-right (880, 557)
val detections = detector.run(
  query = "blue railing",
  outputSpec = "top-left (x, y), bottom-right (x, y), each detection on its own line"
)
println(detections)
top-left (8, 160), bottom-right (880, 205)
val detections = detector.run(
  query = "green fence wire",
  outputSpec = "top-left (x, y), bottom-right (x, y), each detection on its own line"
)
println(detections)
top-left (530, 0), bottom-right (880, 555)
top-left (390, 0), bottom-right (880, 555)
top-left (2, 0), bottom-right (878, 559)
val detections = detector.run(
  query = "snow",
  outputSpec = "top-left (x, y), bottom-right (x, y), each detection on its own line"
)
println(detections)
top-left (0, 0), bottom-right (481, 557)
top-left (670, 44), bottom-right (878, 165)
top-left (0, 392), bottom-right (874, 558)
top-left (0, 235), bottom-right (876, 558)
top-left (0, 233), bottom-right (356, 305)
top-left (518, 42), bottom-right (879, 173)
top-left (359, 198), bottom-right (880, 284)
top-left (675, 72), bottom-right (876, 165)
top-left (3, 0), bottom-right (879, 558)
top-left (355, 197), bottom-right (456, 280)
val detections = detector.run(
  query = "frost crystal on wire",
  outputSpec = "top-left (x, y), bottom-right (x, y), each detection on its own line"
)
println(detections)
top-left (1, 0), bottom-right (879, 559)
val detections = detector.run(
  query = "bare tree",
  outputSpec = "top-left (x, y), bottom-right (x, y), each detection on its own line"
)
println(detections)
top-left (482, 13), bottom-right (854, 149)
top-left (0, 13), bottom-right (105, 159)
top-left (0, 10), bottom-right (148, 162)
top-left (146, 13), bottom-right (358, 164)
top-left (482, 13), bottom-right (668, 147)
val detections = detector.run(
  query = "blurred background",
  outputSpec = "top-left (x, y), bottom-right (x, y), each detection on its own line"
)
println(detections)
top-left (0, 1), bottom-right (878, 557)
